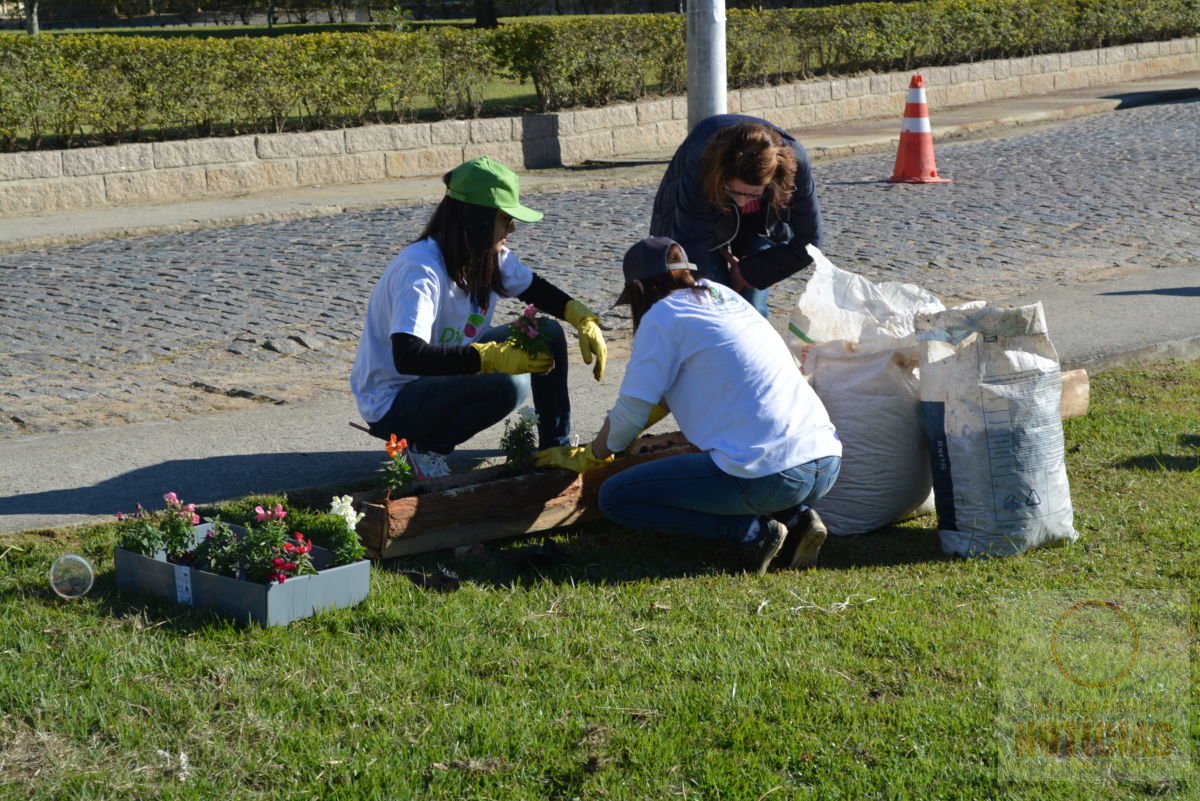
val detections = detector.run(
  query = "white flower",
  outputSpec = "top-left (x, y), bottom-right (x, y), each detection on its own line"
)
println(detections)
top-left (517, 406), bottom-right (539, 424)
top-left (330, 495), bottom-right (364, 531)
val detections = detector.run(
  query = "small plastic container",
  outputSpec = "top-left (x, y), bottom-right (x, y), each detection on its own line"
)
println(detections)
top-left (49, 554), bottom-right (94, 599)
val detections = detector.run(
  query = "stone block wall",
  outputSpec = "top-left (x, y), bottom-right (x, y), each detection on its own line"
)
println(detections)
top-left (1, 37), bottom-right (1196, 217)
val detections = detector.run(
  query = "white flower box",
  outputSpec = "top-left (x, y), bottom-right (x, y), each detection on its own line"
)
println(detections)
top-left (114, 523), bottom-right (369, 627)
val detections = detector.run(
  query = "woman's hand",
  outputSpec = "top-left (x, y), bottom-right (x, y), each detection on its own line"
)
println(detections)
top-left (564, 300), bottom-right (608, 381)
top-left (471, 342), bottom-right (554, 375)
top-left (533, 443), bottom-right (614, 473)
top-left (719, 248), bottom-right (750, 292)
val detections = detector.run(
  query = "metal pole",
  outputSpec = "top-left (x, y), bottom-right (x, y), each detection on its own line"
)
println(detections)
top-left (686, 0), bottom-right (727, 130)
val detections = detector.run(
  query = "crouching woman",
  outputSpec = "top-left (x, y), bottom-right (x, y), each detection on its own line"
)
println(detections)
top-left (535, 237), bottom-right (841, 574)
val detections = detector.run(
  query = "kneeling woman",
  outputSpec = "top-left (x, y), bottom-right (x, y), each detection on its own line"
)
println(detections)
top-left (351, 157), bottom-right (607, 480)
top-left (536, 237), bottom-right (840, 574)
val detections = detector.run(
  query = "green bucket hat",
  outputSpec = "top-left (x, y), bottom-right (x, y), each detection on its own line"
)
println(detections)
top-left (446, 156), bottom-right (543, 223)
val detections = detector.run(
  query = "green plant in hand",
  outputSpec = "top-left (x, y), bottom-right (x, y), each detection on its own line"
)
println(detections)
top-left (500, 406), bottom-right (539, 469)
top-left (506, 303), bottom-right (553, 356)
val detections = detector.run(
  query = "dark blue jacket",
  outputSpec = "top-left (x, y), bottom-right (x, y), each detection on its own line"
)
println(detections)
top-left (649, 114), bottom-right (822, 289)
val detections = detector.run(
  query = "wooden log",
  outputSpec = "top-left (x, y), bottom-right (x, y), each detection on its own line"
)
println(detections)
top-left (1060, 368), bottom-right (1089, 419)
top-left (352, 432), bottom-right (696, 560)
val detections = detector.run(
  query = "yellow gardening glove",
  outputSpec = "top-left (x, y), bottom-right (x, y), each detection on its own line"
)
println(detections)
top-left (471, 341), bottom-right (554, 375)
top-left (644, 404), bottom-right (669, 431)
top-left (533, 443), bottom-right (614, 474)
top-left (564, 300), bottom-right (608, 381)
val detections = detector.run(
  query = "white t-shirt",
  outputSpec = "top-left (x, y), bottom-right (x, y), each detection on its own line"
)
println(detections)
top-left (350, 238), bottom-right (534, 422)
top-left (619, 280), bottom-right (841, 478)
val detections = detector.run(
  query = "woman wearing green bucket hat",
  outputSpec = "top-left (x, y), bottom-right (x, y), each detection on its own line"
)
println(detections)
top-left (351, 157), bottom-right (608, 480)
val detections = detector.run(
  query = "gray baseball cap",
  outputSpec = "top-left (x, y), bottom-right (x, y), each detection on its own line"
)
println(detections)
top-left (614, 236), bottom-right (696, 305)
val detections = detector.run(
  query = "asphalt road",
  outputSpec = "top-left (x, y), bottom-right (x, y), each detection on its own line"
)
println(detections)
top-left (1, 98), bottom-right (1198, 441)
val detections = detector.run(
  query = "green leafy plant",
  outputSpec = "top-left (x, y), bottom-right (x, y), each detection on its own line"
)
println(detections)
top-left (115, 491), bottom-right (200, 560)
top-left (195, 503), bottom-right (316, 584)
top-left (506, 303), bottom-right (553, 357)
top-left (328, 495), bottom-right (367, 566)
top-left (384, 434), bottom-right (416, 496)
top-left (188, 516), bottom-right (242, 578)
top-left (246, 514), bottom-right (316, 584)
top-left (500, 406), bottom-right (539, 469)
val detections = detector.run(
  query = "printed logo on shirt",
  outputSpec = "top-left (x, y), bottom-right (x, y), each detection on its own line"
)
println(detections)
top-left (463, 312), bottom-right (486, 339)
top-left (437, 302), bottom-right (488, 345)
top-left (709, 285), bottom-right (731, 305)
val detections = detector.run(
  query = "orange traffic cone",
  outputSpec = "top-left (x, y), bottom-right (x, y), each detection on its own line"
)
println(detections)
top-left (889, 75), bottom-right (950, 183)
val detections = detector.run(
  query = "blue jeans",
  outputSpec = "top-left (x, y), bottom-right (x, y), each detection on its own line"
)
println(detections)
top-left (367, 322), bottom-right (571, 453)
top-left (598, 452), bottom-right (841, 543)
top-left (694, 241), bottom-right (771, 318)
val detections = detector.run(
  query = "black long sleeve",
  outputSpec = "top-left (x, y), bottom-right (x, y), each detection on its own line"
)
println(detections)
top-left (517, 273), bottom-right (572, 319)
top-left (390, 333), bottom-right (481, 375)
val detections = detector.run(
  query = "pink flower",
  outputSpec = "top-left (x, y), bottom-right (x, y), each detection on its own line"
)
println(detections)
top-left (163, 492), bottom-right (179, 507)
top-left (273, 557), bottom-right (286, 568)
top-left (190, 513), bottom-right (201, 525)
top-left (254, 505), bottom-right (269, 522)
top-left (272, 504), bottom-right (287, 520)
top-left (523, 303), bottom-right (537, 320)
top-left (184, 503), bottom-right (197, 513)
top-left (116, 511), bottom-right (125, 522)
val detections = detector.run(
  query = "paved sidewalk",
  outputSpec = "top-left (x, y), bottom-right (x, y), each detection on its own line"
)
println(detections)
top-left (1, 71), bottom-right (1198, 535)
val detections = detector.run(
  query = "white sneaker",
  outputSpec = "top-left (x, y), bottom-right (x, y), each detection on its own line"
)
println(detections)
top-left (406, 449), bottom-right (451, 481)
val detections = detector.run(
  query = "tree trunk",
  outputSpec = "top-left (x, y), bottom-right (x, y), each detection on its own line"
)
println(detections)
top-left (474, 0), bottom-right (499, 28)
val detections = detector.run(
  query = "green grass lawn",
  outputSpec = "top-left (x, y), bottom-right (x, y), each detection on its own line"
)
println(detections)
top-left (1, 360), bottom-right (1197, 799)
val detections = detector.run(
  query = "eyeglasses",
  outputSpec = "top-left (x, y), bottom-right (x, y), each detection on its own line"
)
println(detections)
top-left (724, 185), bottom-right (766, 200)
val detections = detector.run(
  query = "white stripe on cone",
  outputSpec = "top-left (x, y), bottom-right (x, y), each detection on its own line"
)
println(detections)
top-left (901, 117), bottom-right (932, 133)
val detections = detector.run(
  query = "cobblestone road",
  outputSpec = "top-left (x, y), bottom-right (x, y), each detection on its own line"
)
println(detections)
top-left (1, 100), bottom-right (1197, 438)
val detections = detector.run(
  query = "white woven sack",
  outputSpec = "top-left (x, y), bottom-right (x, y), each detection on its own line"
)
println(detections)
top-left (916, 302), bottom-right (1078, 557)
top-left (788, 247), bottom-right (943, 534)
top-left (805, 342), bottom-right (935, 535)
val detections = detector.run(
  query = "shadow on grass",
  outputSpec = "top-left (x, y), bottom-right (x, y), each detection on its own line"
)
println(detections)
top-left (379, 515), bottom-right (951, 589)
top-left (5, 569), bottom-right (243, 634)
top-left (1115, 453), bottom-right (1200, 473)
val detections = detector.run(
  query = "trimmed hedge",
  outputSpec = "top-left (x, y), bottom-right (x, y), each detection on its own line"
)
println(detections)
top-left (1, 0), bottom-right (1197, 149)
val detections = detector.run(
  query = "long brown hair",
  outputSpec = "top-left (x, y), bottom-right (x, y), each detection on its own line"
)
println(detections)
top-left (416, 171), bottom-right (505, 310)
top-left (699, 121), bottom-right (796, 213)
top-left (625, 244), bottom-right (707, 329)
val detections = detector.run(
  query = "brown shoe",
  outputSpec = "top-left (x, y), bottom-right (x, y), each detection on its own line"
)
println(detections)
top-left (776, 508), bottom-right (827, 569)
